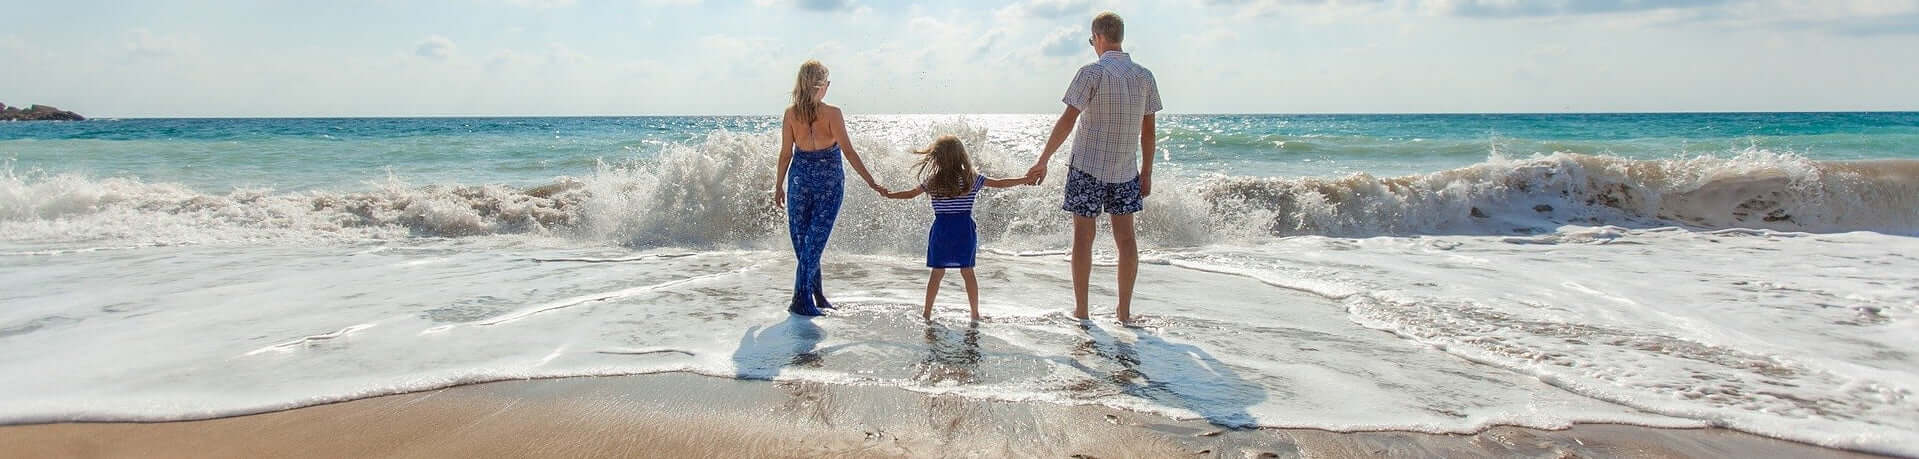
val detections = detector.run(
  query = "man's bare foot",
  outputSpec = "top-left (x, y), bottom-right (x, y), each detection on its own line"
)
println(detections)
top-left (922, 307), bottom-right (933, 321)
top-left (1072, 307), bottom-right (1089, 320)
top-left (970, 312), bottom-right (982, 322)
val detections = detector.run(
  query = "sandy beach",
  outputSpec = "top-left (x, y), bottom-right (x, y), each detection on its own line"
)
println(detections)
top-left (0, 372), bottom-right (1881, 458)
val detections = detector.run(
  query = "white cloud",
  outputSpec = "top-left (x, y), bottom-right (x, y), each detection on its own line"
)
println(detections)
top-left (697, 34), bottom-right (784, 79)
top-left (0, 35), bottom-right (26, 55)
top-left (504, 0), bottom-right (577, 8)
top-left (758, 0), bottom-right (855, 11)
top-left (1716, 0), bottom-right (1919, 34)
top-left (973, 28), bottom-right (1008, 58)
top-left (124, 28), bottom-right (201, 59)
top-left (1040, 26), bottom-right (1087, 57)
top-left (1419, 0), bottom-right (1730, 18)
top-left (999, 0), bottom-right (1096, 19)
top-left (1200, 0), bottom-right (1392, 21)
top-left (486, 49), bottom-right (530, 70)
top-left (905, 16), bottom-right (964, 37)
top-left (1181, 28), bottom-right (1238, 47)
top-left (415, 35), bottom-right (456, 60)
top-left (547, 43), bottom-right (589, 66)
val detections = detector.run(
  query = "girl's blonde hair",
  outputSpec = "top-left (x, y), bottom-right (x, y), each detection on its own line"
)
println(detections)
top-left (915, 135), bottom-right (977, 198)
top-left (790, 60), bottom-right (829, 124)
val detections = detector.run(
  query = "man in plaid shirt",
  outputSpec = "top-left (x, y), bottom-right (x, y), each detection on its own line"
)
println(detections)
top-left (1025, 11), bottom-right (1162, 324)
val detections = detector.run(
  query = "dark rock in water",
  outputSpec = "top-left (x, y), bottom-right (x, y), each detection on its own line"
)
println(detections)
top-left (1533, 204), bottom-right (1553, 213)
top-left (0, 103), bottom-right (85, 121)
top-left (1470, 207), bottom-right (1488, 218)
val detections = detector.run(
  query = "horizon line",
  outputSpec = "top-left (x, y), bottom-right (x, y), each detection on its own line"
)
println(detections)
top-left (65, 109), bottom-right (1919, 120)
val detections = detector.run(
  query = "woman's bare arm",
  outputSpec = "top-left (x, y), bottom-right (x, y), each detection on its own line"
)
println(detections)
top-left (826, 107), bottom-right (883, 192)
top-left (881, 187), bottom-right (923, 200)
top-left (774, 112), bottom-right (795, 208)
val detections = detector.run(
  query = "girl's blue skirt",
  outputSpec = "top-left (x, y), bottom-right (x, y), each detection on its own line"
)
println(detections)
top-left (926, 214), bottom-right (977, 269)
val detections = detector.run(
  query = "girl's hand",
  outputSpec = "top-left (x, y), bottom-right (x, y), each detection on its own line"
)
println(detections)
top-left (773, 189), bottom-right (786, 209)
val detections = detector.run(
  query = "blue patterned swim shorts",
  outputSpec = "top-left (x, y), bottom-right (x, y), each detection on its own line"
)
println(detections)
top-left (1061, 168), bottom-right (1143, 218)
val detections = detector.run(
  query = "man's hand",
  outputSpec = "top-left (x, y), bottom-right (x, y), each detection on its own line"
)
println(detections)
top-left (1139, 173), bottom-right (1151, 198)
top-left (1026, 162), bottom-right (1049, 186)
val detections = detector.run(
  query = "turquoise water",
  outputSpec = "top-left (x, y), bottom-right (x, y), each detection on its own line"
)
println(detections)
top-left (5, 113), bottom-right (1916, 192)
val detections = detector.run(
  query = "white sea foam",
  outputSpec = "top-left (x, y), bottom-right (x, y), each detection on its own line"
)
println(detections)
top-left (3, 129), bottom-right (1914, 251)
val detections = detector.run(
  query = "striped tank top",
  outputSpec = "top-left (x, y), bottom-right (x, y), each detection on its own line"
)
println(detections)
top-left (926, 174), bottom-right (986, 216)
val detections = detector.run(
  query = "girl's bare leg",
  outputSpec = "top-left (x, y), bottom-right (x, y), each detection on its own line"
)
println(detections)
top-left (923, 269), bottom-right (945, 320)
top-left (961, 268), bottom-right (980, 322)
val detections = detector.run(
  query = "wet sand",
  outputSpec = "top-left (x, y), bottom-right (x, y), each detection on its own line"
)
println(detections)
top-left (0, 372), bottom-right (1884, 458)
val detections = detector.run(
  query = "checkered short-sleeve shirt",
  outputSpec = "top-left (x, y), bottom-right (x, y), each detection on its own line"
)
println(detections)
top-left (1062, 51), bottom-right (1162, 184)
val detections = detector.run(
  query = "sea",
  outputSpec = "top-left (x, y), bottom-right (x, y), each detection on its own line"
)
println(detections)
top-left (3, 113), bottom-right (1916, 455)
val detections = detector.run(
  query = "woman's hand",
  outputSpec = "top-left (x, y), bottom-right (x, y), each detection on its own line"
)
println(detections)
top-left (773, 188), bottom-right (786, 209)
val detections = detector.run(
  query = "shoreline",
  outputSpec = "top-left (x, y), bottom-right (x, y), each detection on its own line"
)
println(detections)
top-left (0, 372), bottom-right (1884, 458)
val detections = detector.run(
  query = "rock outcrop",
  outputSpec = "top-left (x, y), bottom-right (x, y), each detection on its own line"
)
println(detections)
top-left (0, 103), bottom-right (85, 121)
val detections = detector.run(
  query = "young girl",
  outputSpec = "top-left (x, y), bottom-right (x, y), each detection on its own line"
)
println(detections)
top-left (881, 135), bottom-right (1035, 321)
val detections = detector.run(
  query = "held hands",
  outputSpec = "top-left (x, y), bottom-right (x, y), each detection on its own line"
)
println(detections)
top-left (1025, 162), bottom-right (1049, 186)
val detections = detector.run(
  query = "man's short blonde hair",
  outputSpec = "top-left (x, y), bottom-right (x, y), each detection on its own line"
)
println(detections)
top-left (1093, 12), bottom-right (1123, 44)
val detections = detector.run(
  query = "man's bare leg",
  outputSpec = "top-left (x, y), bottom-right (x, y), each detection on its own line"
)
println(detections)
top-left (1071, 215), bottom-right (1097, 320)
top-left (1111, 214), bottom-right (1138, 324)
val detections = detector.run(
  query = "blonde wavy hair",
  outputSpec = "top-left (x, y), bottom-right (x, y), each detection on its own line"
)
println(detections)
top-left (790, 60), bottom-right (829, 123)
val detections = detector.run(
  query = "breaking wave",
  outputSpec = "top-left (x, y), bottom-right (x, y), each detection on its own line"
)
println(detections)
top-left (3, 124), bottom-right (1915, 249)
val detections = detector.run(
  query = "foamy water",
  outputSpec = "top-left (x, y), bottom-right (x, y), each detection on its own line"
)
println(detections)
top-left (2, 114), bottom-right (1916, 455)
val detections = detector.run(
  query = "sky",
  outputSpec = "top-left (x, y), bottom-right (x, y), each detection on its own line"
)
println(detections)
top-left (3, 0), bottom-right (1918, 116)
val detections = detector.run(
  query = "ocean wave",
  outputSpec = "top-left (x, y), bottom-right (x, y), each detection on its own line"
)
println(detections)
top-left (3, 126), bottom-right (1915, 249)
